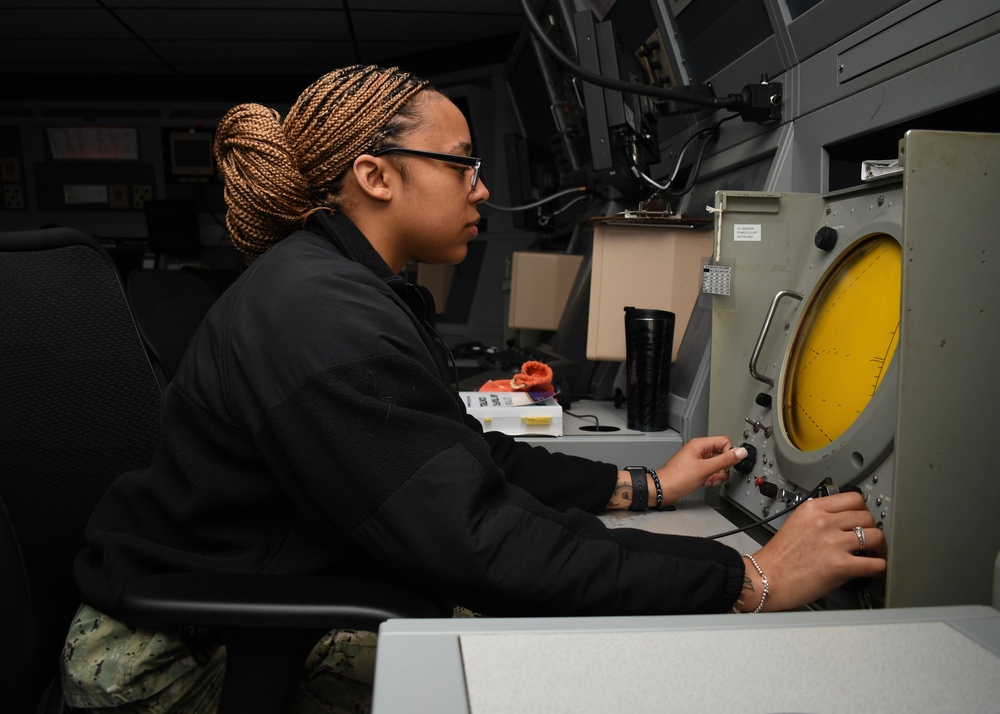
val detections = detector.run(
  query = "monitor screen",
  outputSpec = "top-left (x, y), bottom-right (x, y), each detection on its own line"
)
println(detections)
top-left (168, 131), bottom-right (215, 179)
top-left (46, 126), bottom-right (138, 161)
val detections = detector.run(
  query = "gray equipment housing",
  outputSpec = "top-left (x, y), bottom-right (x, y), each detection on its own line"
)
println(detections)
top-left (709, 130), bottom-right (1000, 609)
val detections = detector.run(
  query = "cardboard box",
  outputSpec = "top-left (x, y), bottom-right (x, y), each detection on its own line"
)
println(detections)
top-left (461, 391), bottom-right (562, 437)
top-left (586, 224), bottom-right (712, 361)
top-left (508, 251), bottom-right (584, 331)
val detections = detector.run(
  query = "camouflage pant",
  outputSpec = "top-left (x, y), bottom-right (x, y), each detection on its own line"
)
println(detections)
top-left (62, 602), bottom-right (474, 713)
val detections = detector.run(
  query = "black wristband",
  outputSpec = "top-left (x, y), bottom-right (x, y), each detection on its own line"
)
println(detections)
top-left (625, 466), bottom-right (648, 512)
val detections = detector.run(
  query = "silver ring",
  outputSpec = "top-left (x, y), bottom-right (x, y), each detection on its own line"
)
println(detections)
top-left (854, 525), bottom-right (866, 550)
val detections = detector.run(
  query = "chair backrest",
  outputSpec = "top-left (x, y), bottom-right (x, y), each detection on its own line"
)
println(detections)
top-left (0, 227), bottom-right (163, 711)
top-left (126, 268), bottom-right (218, 381)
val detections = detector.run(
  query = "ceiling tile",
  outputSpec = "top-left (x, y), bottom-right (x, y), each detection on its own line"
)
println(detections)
top-left (4, 0), bottom-right (100, 7)
top-left (149, 39), bottom-right (358, 70)
top-left (0, 1), bottom-right (528, 99)
top-left (104, 0), bottom-right (345, 7)
top-left (114, 8), bottom-right (352, 40)
top-left (353, 0), bottom-right (520, 13)
top-left (0, 39), bottom-right (162, 67)
top-left (350, 10), bottom-right (524, 41)
top-left (0, 8), bottom-right (134, 39)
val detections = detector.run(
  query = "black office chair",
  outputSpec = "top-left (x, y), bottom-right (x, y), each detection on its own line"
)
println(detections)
top-left (0, 227), bottom-right (449, 714)
top-left (126, 268), bottom-right (219, 383)
top-left (0, 227), bottom-right (163, 713)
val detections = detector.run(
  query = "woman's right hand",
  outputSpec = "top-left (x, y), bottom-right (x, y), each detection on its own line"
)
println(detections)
top-left (735, 491), bottom-right (887, 612)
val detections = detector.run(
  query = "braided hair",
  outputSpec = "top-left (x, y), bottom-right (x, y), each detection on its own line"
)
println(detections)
top-left (214, 65), bottom-right (431, 255)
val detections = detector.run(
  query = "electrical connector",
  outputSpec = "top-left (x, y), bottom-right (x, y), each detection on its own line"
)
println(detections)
top-left (729, 80), bottom-right (782, 124)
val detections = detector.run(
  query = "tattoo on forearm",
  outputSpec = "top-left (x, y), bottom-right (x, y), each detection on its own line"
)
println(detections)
top-left (606, 485), bottom-right (633, 509)
top-left (733, 574), bottom-right (757, 612)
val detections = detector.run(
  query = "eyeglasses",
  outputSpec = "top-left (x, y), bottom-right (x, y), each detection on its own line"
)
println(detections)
top-left (371, 147), bottom-right (482, 189)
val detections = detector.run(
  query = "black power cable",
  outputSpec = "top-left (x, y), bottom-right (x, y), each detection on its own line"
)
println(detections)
top-left (706, 478), bottom-right (835, 540)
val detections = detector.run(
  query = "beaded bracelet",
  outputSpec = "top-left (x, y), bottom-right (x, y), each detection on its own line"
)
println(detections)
top-left (742, 553), bottom-right (769, 613)
top-left (645, 467), bottom-right (663, 509)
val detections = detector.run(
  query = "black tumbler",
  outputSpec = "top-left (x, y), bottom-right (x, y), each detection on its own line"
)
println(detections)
top-left (624, 306), bottom-right (675, 432)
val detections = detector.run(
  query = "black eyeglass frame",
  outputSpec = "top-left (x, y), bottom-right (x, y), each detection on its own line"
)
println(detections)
top-left (370, 147), bottom-right (482, 189)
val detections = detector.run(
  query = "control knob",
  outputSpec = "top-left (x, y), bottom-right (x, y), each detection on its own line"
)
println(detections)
top-left (732, 443), bottom-right (757, 474)
top-left (815, 226), bottom-right (838, 251)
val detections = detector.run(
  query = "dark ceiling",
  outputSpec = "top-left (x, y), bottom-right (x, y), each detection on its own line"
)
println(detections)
top-left (0, 0), bottom-right (527, 103)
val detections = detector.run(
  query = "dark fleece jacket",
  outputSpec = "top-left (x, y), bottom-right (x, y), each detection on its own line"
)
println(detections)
top-left (75, 212), bottom-right (742, 618)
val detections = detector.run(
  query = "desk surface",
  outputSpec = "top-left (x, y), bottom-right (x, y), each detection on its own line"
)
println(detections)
top-left (372, 605), bottom-right (1000, 714)
top-left (529, 398), bottom-right (761, 554)
top-left (516, 399), bottom-right (683, 466)
top-left (598, 494), bottom-right (760, 554)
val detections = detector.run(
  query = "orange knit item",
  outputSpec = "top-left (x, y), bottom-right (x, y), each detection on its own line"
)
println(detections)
top-left (479, 360), bottom-right (554, 393)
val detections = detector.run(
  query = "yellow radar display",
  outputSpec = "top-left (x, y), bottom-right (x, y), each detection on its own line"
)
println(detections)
top-left (782, 234), bottom-right (901, 452)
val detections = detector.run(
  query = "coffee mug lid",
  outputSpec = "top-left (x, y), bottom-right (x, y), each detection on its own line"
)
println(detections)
top-left (624, 306), bottom-right (675, 320)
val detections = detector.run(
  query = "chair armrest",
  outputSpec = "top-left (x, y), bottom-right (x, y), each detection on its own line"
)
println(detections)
top-left (115, 572), bottom-right (452, 632)
top-left (113, 572), bottom-right (454, 713)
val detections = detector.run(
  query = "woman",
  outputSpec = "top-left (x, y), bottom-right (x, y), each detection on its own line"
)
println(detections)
top-left (62, 65), bottom-right (885, 713)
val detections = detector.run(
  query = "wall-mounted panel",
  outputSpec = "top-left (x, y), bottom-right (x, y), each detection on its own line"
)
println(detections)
top-left (785, 0), bottom-right (908, 63)
top-left (797, 0), bottom-right (1000, 118)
